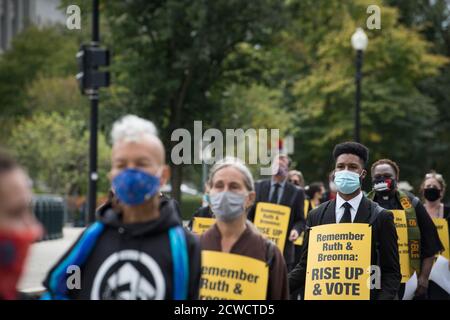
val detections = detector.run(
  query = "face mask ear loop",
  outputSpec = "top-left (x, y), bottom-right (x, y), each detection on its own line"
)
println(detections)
top-left (244, 192), bottom-right (253, 211)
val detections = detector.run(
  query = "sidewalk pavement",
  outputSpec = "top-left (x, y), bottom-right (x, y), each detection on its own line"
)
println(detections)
top-left (18, 227), bottom-right (85, 292)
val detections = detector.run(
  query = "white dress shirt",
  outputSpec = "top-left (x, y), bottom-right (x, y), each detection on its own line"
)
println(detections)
top-left (335, 191), bottom-right (363, 223)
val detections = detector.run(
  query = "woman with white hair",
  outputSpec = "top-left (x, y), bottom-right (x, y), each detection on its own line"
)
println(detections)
top-left (200, 157), bottom-right (289, 299)
top-left (42, 115), bottom-right (201, 300)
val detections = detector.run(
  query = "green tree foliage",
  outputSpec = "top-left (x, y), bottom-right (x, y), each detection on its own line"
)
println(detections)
top-left (0, 25), bottom-right (81, 143)
top-left (26, 76), bottom-right (89, 119)
top-left (7, 112), bottom-right (111, 196)
top-left (2, 0), bottom-right (449, 202)
top-left (271, 0), bottom-right (448, 191)
top-left (102, 0), bottom-right (288, 201)
top-left (388, 0), bottom-right (450, 195)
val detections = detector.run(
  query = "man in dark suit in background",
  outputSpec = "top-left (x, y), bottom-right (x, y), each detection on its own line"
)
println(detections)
top-left (288, 142), bottom-right (401, 300)
top-left (248, 154), bottom-right (306, 271)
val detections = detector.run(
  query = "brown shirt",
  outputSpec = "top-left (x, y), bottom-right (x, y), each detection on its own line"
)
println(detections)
top-left (200, 221), bottom-right (289, 300)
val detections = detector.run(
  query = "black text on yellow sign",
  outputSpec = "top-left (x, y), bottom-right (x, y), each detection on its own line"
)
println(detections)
top-left (390, 210), bottom-right (411, 283)
top-left (192, 217), bottom-right (216, 235)
top-left (433, 218), bottom-right (450, 260)
top-left (199, 251), bottom-right (269, 300)
top-left (305, 223), bottom-right (372, 300)
top-left (254, 202), bottom-right (291, 253)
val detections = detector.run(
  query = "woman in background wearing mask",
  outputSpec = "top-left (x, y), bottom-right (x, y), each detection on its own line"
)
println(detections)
top-left (420, 172), bottom-right (450, 300)
top-left (200, 157), bottom-right (289, 299)
top-left (421, 172), bottom-right (449, 220)
top-left (288, 170), bottom-right (305, 189)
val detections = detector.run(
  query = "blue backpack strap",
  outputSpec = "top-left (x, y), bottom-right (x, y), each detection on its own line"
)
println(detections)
top-left (42, 221), bottom-right (105, 300)
top-left (168, 225), bottom-right (189, 300)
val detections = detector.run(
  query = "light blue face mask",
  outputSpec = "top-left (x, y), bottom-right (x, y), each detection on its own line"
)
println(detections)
top-left (209, 191), bottom-right (247, 222)
top-left (333, 170), bottom-right (362, 195)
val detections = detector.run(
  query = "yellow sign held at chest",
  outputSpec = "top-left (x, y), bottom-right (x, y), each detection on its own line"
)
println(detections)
top-left (254, 202), bottom-right (291, 253)
top-left (305, 223), bottom-right (372, 300)
top-left (294, 233), bottom-right (304, 246)
top-left (390, 210), bottom-right (411, 283)
top-left (192, 217), bottom-right (215, 235)
top-left (304, 199), bottom-right (310, 218)
top-left (199, 250), bottom-right (269, 300)
top-left (433, 218), bottom-right (450, 260)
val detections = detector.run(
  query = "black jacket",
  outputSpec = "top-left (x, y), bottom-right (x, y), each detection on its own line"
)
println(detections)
top-left (43, 197), bottom-right (201, 300)
top-left (372, 191), bottom-right (444, 259)
top-left (248, 179), bottom-right (306, 266)
top-left (288, 196), bottom-right (401, 300)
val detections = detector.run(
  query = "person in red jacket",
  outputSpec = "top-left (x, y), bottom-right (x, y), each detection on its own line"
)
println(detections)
top-left (0, 148), bottom-right (43, 300)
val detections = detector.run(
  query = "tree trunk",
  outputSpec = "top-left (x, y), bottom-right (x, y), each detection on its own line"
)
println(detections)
top-left (167, 68), bottom-right (192, 205)
top-left (170, 162), bottom-right (183, 204)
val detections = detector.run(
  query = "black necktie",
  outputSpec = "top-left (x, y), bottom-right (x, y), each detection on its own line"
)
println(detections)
top-left (340, 202), bottom-right (352, 223)
top-left (270, 183), bottom-right (280, 204)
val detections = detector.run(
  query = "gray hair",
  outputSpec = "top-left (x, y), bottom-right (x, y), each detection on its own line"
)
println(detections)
top-left (208, 157), bottom-right (254, 191)
top-left (111, 114), bottom-right (158, 145)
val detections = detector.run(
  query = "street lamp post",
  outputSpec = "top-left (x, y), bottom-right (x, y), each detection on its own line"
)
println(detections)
top-left (76, 0), bottom-right (110, 224)
top-left (87, 0), bottom-right (100, 224)
top-left (351, 28), bottom-right (368, 143)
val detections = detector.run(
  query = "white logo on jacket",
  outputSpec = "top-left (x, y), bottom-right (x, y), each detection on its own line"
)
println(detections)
top-left (91, 250), bottom-right (166, 300)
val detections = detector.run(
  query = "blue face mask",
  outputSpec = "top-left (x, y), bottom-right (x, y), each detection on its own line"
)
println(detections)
top-left (112, 168), bottom-right (161, 206)
top-left (333, 170), bottom-right (362, 195)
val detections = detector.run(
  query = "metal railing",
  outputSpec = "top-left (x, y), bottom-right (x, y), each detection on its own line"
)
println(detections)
top-left (33, 195), bottom-right (66, 241)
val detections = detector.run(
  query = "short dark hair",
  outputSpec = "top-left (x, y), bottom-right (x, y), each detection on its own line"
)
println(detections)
top-left (0, 147), bottom-right (18, 175)
top-left (371, 159), bottom-right (400, 179)
top-left (333, 142), bottom-right (369, 166)
top-left (306, 182), bottom-right (324, 199)
top-left (276, 154), bottom-right (292, 167)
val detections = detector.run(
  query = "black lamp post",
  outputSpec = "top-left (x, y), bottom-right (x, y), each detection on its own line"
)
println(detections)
top-left (76, 0), bottom-right (110, 224)
top-left (351, 28), bottom-right (368, 143)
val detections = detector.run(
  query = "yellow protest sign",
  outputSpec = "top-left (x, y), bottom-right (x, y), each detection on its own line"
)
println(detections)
top-left (433, 218), bottom-right (450, 260)
top-left (305, 223), bottom-right (372, 300)
top-left (254, 202), bottom-right (291, 253)
top-left (304, 199), bottom-right (310, 218)
top-left (391, 210), bottom-right (411, 283)
top-left (294, 232), bottom-right (304, 246)
top-left (192, 217), bottom-right (215, 235)
top-left (199, 250), bottom-right (269, 300)
top-left (304, 199), bottom-right (317, 219)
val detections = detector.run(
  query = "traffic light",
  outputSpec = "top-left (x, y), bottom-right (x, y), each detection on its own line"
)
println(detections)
top-left (76, 44), bottom-right (110, 94)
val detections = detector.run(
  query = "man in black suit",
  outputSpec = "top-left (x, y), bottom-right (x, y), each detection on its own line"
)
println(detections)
top-left (288, 142), bottom-right (401, 300)
top-left (248, 154), bottom-right (306, 271)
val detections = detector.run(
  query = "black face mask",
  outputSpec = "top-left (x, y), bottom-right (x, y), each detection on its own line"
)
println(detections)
top-left (424, 187), bottom-right (441, 202)
top-left (373, 177), bottom-right (397, 197)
